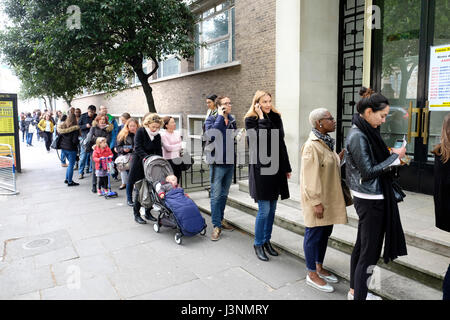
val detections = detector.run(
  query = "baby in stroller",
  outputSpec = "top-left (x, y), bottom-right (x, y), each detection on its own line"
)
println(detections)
top-left (155, 175), bottom-right (180, 199)
top-left (152, 173), bottom-right (207, 244)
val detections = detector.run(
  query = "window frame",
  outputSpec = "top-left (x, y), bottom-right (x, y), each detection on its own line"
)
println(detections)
top-left (157, 55), bottom-right (182, 79)
top-left (196, 1), bottom-right (235, 70)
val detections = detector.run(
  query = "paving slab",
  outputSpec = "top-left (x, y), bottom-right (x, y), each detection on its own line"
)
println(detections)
top-left (40, 276), bottom-right (120, 300)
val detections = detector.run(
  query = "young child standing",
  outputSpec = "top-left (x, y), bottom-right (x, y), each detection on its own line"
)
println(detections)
top-left (93, 137), bottom-right (114, 196)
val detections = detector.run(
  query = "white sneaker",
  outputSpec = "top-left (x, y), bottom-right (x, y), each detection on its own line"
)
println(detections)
top-left (306, 274), bottom-right (334, 293)
top-left (318, 272), bottom-right (339, 283)
top-left (347, 291), bottom-right (382, 300)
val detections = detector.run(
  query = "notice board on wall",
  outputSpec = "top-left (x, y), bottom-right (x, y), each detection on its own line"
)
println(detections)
top-left (429, 44), bottom-right (450, 111)
top-left (0, 94), bottom-right (21, 173)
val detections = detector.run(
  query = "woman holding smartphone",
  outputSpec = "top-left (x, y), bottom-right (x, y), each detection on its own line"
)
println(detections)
top-left (244, 90), bottom-right (292, 261)
top-left (345, 87), bottom-right (407, 300)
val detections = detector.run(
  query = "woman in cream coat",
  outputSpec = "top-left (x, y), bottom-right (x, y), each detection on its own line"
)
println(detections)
top-left (300, 108), bottom-right (348, 293)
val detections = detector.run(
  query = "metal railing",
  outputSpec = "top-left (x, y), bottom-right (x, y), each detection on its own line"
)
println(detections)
top-left (180, 145), bottom-right (249, 192)
top-left (0, 144), bottom-right (19, 195)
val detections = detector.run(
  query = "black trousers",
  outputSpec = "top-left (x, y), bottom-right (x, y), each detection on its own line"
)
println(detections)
top-left (133, 188), bottom-right (151, 218)
top-left (43, 131), bottom-right (53, 151)
top-left (168, 159), bottom-right (182, 185)
top-left (350, 197), bottom-right (385, 300)
top-left (444, 264), bottom-right (450, 300)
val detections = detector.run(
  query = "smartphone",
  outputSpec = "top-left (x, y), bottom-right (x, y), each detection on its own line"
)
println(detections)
top-left (393, 139), bottom-right (404, 149)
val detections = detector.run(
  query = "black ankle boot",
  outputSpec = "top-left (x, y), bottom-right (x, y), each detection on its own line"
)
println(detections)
top-left (134, 207), bottom-right (147, 224)
top-left (254, 245), bottom-right (269, 262)
top-left (144, 210), bottom-right (157, 222)
top-left (264, 242), bottom-right (279, 256)
top-left (134, 215), bottom-right (147, 224)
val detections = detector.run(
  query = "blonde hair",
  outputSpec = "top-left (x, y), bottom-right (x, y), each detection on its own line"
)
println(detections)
top-left (117, 118), bottom-right (140, 143)
top-left (244, 90), bottom-right (281, 120)
top-left (142, 113), bottom-right (163, 128)
top-left (95, 137), bottom-right (107, 148)
top-left (432, 113), bottom-right (450, 163)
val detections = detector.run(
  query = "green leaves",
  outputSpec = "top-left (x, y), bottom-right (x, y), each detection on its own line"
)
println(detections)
top-left (1, 0), bottom-right (200, 112)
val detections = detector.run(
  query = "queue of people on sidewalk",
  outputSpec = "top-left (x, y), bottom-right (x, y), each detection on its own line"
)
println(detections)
top-left (30, 86), bottom-right (448, 301)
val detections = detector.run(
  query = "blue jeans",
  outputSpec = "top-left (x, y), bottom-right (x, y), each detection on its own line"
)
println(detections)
top-left (61, 150), bottom-right (77, 183)
top-left (79, 146), bottom-right (92, 174)
top-left (304, 225), bottom-right (334, 272)
top-left (26, 133), bottom-right (33, 145)
top-left (254, 200), bottom-right (277, 246)
top-left (209, 164), bottom-right (234, 228)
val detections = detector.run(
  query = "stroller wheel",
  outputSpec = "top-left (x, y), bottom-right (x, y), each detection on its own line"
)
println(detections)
top-left (153, 223), bottom-right (160, 233)
top-left (175, 233), bottom-right (183, 245)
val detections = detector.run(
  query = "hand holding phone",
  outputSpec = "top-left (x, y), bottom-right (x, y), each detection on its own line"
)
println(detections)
top-left (255, 103), bottom-right (263, 118)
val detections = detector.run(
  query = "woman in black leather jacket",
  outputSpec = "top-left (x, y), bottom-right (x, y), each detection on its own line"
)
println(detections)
top-left (345, 87), bottom-right (407, 300)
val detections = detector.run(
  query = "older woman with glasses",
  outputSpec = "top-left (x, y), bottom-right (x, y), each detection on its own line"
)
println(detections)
top-left (300, 108), bottom-right (348, 293)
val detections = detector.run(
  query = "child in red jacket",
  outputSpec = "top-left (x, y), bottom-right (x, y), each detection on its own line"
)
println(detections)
top-left (93, 137), bottom-right (114, 196)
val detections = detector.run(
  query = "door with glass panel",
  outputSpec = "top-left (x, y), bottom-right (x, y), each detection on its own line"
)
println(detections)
top-left (373, 0), bottom-right (450, 194)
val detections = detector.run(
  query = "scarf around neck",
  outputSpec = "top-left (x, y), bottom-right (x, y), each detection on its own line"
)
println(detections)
top-left (312, 128), bottom-right (335, 151)
top-left (352, 113), bottom-right (407, 263)
top-left (145, 127), bottom-right (160, 141)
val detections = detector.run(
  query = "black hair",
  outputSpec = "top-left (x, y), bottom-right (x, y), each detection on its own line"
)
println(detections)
top-left (356, 87), bottom-right (390, 114)
top-left (206, 94), bottom-right (217, 102)
top-left (88, 105), bottom-right (96, 112)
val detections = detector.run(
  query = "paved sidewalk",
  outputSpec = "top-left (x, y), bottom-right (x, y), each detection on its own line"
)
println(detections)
top-left (0, 139), bottom-right (350, 300)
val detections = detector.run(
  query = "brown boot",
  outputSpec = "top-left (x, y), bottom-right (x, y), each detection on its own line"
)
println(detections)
top-left (211, 227), bottom-right (221, 241)
top-left (221, 220), bottom-right (234, 232)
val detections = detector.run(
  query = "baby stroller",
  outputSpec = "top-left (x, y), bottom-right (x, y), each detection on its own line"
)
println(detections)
top-left (143, 155), bottom-right (207, 245)
top-left (99, 156), bottom-right (118, 199)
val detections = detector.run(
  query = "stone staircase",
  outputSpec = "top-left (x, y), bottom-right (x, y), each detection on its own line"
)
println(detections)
top-left (189, 180), bottom-right (450, 300)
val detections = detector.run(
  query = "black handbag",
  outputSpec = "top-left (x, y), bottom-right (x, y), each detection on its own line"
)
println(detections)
top-left (392, 180), bottom-right (406, 203)
top-left (341, 178), bottom-right (353, 206)
top-left (172, 156), bottom-right (194, 171)
top-left (50, 134), bottom-right (61, 149)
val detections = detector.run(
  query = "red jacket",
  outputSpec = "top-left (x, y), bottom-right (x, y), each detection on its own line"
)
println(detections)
top-left (92, 146), bottom-right (114, 170)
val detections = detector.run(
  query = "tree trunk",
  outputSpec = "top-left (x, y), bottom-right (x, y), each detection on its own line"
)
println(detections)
top-left (47, 96), bottom-right (54, 112)
top-left (131, 56), bottom-right (159, 114)
top-left (42, 97), bottom-right (48, 110)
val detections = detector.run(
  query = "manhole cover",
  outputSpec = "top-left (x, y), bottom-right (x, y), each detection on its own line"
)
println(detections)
top-left (23, 238), bottom-right (53, 249)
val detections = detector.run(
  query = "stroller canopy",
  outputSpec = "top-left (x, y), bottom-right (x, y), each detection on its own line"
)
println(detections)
top-left (143, 155), bottom-right (174, 183)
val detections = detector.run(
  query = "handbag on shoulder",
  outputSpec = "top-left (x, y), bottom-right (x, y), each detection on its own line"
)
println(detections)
top-left (50, 135), bottom-right (61, 149)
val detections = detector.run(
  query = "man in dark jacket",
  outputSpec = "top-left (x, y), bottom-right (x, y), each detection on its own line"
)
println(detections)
top-left (204, 96), bottom-right (237, 241)
top-left (78, 105), bottom-right (97, 179)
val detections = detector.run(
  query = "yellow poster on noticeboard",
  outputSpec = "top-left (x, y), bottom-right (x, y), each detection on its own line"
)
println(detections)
top-left (0, 93), bottom-right (20, 172)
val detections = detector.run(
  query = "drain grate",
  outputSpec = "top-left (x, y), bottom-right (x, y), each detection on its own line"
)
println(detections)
top-left (23, 238), bottom-right (53, 249)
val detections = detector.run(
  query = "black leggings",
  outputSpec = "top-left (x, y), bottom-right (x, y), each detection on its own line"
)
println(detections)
top-left (350, 197), bottom-right (385, 300)
top-left (97, 176), bottom-right (108, 190)
top-left (43, 131), bottom-right (53, 151)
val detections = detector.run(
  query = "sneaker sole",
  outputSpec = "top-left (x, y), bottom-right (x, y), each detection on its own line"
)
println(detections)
top-left (306, 277), bottom-right (334, 293)
top-left (318, 273), bottom-right (339, 284)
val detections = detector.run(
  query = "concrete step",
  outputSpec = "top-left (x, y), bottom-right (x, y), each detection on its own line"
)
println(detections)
top-left (189, 190), bottom-right (442, 300)
top-left (226, 185), bottom-right (447, 291)
top-left (238, 180), bottom-right (450, 259)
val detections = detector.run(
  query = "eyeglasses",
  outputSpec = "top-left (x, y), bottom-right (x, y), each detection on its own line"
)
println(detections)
top-left (222, 102), bottom-right (232, 106)
top-left (322, 117), bottom-right (335, 121)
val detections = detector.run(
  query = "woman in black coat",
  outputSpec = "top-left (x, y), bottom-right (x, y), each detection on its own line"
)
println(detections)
top-left (432, 113), bottom-right (450, 300)
top-left (57, 113), bottom-right (81, 187)
top-left (85, 114), bottom-right (114, 193)
top-left (244, 90), bottom-right (292, 262)
top-left (127, 113), bottom-right (163, 224)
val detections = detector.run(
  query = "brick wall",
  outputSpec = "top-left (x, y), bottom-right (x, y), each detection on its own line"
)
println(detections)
top-left (69, 0), bottom-right (276, 129)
